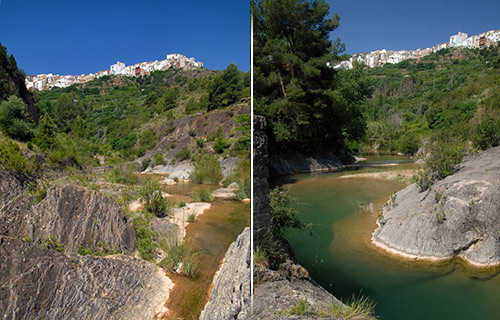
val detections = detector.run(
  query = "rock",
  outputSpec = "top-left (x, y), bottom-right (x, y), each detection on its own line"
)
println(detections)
top-left (269, 150), bottom-right (344, 176)
top-left (228, 182), bottom-right (240, 191)
top-left (221, 157), bottom-right (243, 178)
top-left (200, 227), bottom-right (251, 320)
top-left (0, 171), bottom-right (32, 207)
top-left (0, 184), bottom-right (136, 255)
top-left (162, 178), bottom-right (177, 185)
top-left (373, 146), bottom-right (500, 267)
top-left (0, 236), bottom-right (172, 320)
top-left (212, 187), bottom-right (237, 200)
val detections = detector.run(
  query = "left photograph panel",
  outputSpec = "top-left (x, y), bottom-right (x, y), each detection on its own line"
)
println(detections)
top-left (0, 1), bottom-right (250, 319)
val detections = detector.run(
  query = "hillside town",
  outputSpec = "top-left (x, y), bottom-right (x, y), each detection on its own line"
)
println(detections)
top-left (25, 53), bottom-right (203, 91)
top-left (335, 28), bottom-right (500, 69)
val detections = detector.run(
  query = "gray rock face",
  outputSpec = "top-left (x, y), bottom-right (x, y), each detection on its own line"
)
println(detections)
top-left (253, 116), bottom-right (271, 238)
top-left (1, 184), bottom-right (136, 255)
top-left (0, 236), bottom-right (171, 320)
top-left (0, 171), bottom-right (32, 207)
top-left (269, 151), bottom-right (343, 176)
top-left (373, 146), bottom-right (500, 266)
top-left (199, 227), bottom-right (251, 320)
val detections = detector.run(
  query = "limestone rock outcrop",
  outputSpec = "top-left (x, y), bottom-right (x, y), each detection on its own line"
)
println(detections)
top-left (199, 227), bottom-right (251, 320)
top-left (373, 146), bottom-right (500, 266)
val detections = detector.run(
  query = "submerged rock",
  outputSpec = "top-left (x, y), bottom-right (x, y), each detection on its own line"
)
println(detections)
top-left (200, 227), bottom-right (251, 320)
top-left (373, 146), bottom-right (500, 266)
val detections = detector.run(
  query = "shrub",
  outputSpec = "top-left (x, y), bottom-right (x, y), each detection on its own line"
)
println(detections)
top-left (190, 153), bottom-right (223, 184)
top-left (139, 178), bottom-right (172, 217)
top-left (133, 215), bottom-right (158, 261)
top-left (473, 110), bottom-right (500, 150)
top-left (188, 213), bottom-right (196, 223)
top-left (269, 187), bottom-right (304, 237)
top-left (213, 136), bottom-right (228, 154)
top-left (154, 152), bottom-right (165, 166)
top-left (253, 245), bottom-right (266, 264)
top-left (0, 139), bottom-right (31, 173)
top-left (175, 146), bottom-right (191, 161)
top-left (177, 200), bottom-right (186, 208)
top-left (43, 235), bottom-right (65, 252)
top-left (192, 188), bottom-right (214, 202)
top-left (0, 96), bottom-right (33, 141)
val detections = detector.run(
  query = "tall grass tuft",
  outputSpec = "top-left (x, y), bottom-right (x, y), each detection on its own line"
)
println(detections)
top-left (192, 188), bottom-right (214, 202)
top-left (158, 236), bottom-right (199, 278)
top-left (190, 153), bottom-right (223, 184)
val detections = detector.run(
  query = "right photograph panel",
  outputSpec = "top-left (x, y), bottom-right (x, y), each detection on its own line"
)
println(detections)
top-left (252, 0), bottom-right (500, 319)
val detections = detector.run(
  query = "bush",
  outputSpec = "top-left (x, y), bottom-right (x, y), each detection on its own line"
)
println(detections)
top-left (175, 146), bottom-right (191, 161)
top-left (473, 110), bottom-right (500, 150)
top-left (192, 188), bottom-right (214, 202)
top-left (133, 215), bottom-right (158, 261)
top-left (141, 158), bottom-right (151, 171)
top-left (269, 187), bottom-right (304, 237)
top-left (0, 96), bottom-right (33, 141)
top-left (0, 139), bottom-right (32, 173)
top-left (154, 152), bottom-right (165, 166)
top-left (190, 153), bottom-right (223, 184)
top-left (188, 213), bottom-right (196, 223)
top-left (213, 136), bottom-right (228, 154)
top-left (139, 178), bottom-right (172, 217)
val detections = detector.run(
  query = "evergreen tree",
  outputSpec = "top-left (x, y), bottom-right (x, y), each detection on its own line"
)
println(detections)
top-left (0, 95), bottom-right (33, 141)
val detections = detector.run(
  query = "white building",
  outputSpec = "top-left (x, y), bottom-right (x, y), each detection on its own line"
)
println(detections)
top-left (450, 32), bottom-right (468, 47)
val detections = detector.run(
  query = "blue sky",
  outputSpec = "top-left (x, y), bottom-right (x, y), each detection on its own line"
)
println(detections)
top-left (329, 0), bottom-right (500, 54)
top-left (0, 0), bottom-right (249, 75)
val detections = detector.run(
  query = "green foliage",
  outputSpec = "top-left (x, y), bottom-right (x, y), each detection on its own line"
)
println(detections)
top-left (158, 236), bottom-right (199, 278)
top-left (133, 215), bottom-right (158, 261)
top-left (43, 235), bottom-right (65, 252)
top-left (139, 128), bottom-right (157, 150)
top-left (327, 294), bottom-right (377, 320)
top-left (224, 159), bottom-right (250, 199)
top-left (154, 152), bottom-right (165, 166)
top-left (192, 188), bottom-right (214, 202)
top-left (253, 0), bottom-right (370, 152)
top-left (0, 138), bottom-right (32, 173)
top-left (187, 213), bottom-right (196, 223)
top-left (27, 180), bottom-right (49, 203)
top-left (208, 63), bottom-right (246, 109)
top-left (213, 136), bottom-right (228, 154)
top-left (139, 178), bottom-right (172, 217)
top-left (290, 300), bottom-right (309, 315)
top-left (177, 200), bottom-right (186, 208)
top-left (106, 163), bottom-right (139, 185)
top-left (0, 95), bottom-right (33, 141)
top-left (34, 113), bottom-right (57, 150)
top-left (190, 153), bottom-right (223, 184)
top-left (78, 242), bottom-right (122, 256)
top-left (269, 186), bottom-right (304, 237)
top-left (175, 146), bottom-right (191, 161)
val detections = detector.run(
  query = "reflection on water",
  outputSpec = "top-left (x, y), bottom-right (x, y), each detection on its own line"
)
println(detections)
top-left (282, 156), bottom-right (500, 320)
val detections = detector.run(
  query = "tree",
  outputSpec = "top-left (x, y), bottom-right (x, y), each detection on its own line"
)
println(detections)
top-left (253, 0), bottom-right (370, 152)
top-left (0, 95), bottom-right (33, 141)
top-left (208, 63), bottom-right (244, 109)
top-left (35, 113), bottom-right (57, 150)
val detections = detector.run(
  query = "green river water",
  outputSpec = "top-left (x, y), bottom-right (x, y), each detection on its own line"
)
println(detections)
top-left (277, 156), bottom-right (500, 320)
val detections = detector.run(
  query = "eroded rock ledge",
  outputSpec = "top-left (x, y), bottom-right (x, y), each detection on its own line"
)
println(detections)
top-left (372, 145), bottom-right (500, 267)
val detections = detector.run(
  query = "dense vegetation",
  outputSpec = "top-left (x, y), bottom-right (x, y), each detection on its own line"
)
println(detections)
top-left (360, 45), bottom-right (500, 188)
top-left (253, 0), bottom-right (370, 153)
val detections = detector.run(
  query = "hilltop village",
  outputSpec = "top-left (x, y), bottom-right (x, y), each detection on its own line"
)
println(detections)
top-left (25, 53), bottom-right (203, 91)
top-left (336, 29), bottom-right (500, 69)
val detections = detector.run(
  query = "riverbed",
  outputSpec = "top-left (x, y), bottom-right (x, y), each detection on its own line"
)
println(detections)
top-left (277, 156), bottom-right (500, 320)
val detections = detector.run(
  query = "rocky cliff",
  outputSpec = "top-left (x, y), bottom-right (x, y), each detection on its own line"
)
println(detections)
top-left (269, 151), bottom-right (344, 176)
top-left (199, 227), bottom-right (251, 320)
top-left (0, 171), bottom-right (172, 319)
top-left (373, 145), bottom-right (500, 267)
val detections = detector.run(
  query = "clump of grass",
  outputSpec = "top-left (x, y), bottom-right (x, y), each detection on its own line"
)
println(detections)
top-left (175, 146), bottom-right (191, 161)
top-left (177, 200), bottom-right (187, 208)
top-left (154, 152), bottom-right (165, 166)
top-left (290, 299), bottom-right (308, 315)
top-left (27, 180), bottom-right (49, 203)
top-left (188, 213), bottom-right (196, 223)
top-left (192, 188), bottom-right (214, 202)
top-left (107, 163), bottom-right (139, 185)
top-left (190, 153), bottom-right (223, 184)
top-left (158, 236), bottom-right (199, 278)
top-left (253, 245), bottom-right (266, 264)
top-left (328, 294), bottom-right (376, 320)
top-left (434, 189), bottom-right (443, 202)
